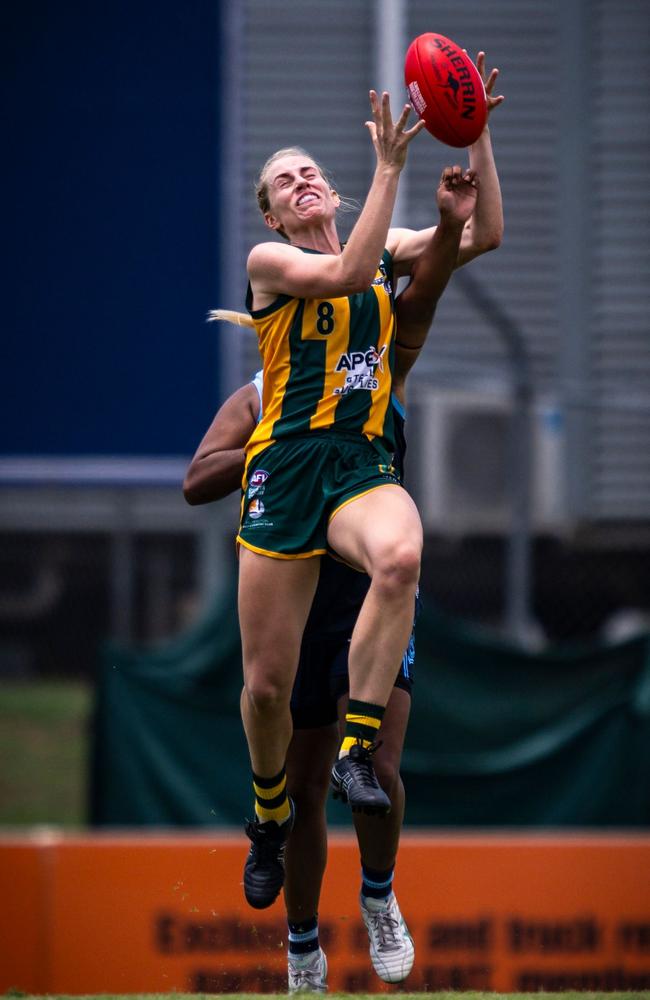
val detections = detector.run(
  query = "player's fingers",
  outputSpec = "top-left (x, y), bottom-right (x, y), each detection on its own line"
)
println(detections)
top-left (368, 90), bottom-right (382, 127)
top-left (488, 94), bottom-right (505, 113)
top-left (485, 67), bottom-right (499, 94)
top-left (440, 167), bottom-right (457, 189)
top-left (476, 51), bottom-right (486, 77)
top-left (403, 117), bottom-right (426, 140)
top-left (365, 121), bottom-right (378, 144)
top-left (380, 91), bottom-right (393, 131)
top-left (394, 102), bottom-right (412, 132)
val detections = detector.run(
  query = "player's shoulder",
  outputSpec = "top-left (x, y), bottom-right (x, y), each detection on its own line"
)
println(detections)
top-left (386, 226), bottom-right (416, 256)
top-left (247, 241), bottom-right (303, 274)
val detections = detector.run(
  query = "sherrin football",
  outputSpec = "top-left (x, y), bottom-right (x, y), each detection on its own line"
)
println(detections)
top-left (404, 33), bottom-right (487, 147)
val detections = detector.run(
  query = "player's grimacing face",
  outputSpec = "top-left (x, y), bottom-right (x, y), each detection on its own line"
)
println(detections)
top-left (264, 155), bottom-right (339, 233)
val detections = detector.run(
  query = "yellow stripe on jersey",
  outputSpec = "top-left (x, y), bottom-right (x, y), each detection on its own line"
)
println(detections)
top-left (245, 300), bottom-right (298, 464)
top-left (362, 281), bottom-right (395, 440)
top-left (244, 252), bottom-right (395, 455)
top-left (306, 296), bottom-right (350, 431)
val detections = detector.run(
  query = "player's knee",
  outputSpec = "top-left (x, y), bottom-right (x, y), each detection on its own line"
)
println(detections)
top-left (244, 670), bottom-right (292, 715)
top-left (373, 540), bottom-right (421, 596)
top-left (373, 755), bottom-right (401, 798)
top-left (289, 774), bottom-right (330, 815)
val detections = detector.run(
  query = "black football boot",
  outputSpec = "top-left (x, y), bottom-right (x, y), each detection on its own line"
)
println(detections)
top-left (243, 798), bottom-right (295, 909)
top-left (331, 741), bottom-right (391, 816)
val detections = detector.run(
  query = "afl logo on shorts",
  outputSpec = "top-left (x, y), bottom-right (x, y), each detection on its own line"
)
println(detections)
top-left (250, 469), bottom-right (269, 488)
top-left (248, 498), bottom-right (265, 519)
top-left (249, 468), bottom-right (269, 497)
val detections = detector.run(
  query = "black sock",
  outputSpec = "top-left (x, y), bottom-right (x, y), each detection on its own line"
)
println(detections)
top-left (361, 863), bottom-right (394, 901)
top-left (288, 915), bottom-right (319, 957)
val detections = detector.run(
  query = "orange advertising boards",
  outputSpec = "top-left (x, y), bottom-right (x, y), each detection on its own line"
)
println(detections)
top-left (1, 831), bottom-right (649, 994)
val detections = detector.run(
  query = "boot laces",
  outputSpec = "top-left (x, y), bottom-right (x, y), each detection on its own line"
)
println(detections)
top-left (372, 907), bottom-right (401, 951)
top-left (349, 739), bottom-right (383, 788)
top-left (290, 953), bottom-right (325, 990)
top-left (245, 819), bottom-right (287, 863)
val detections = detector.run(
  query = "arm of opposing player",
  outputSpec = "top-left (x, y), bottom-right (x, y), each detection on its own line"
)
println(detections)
top-left (183, 383), bottom-right (260, 505)
top-left (392, 213), bottom-right (466, 394)
top-left (390, 133), bottom-right (502, 274)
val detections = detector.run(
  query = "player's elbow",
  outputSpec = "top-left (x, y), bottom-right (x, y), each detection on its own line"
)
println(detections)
top-left (487, 230), bottom-right (503, 251)
top-left (337, 259), bottom-right (380, 294)
top-left (340, 271), bottom-right (374, 295)
top-left (182, 476), bottom-right (200, 505)
top-left (480, 225), bottom-right (504, 253)
top-left (183, 468), bottom-right (205, 505)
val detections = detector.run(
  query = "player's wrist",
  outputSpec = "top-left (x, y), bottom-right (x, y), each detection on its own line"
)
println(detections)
top-left (471, 124), bottom-right (491, 147)
top-left (374, 162), bottom-right (403, 181)
top-left (437, 212), bottom-right (466, 234)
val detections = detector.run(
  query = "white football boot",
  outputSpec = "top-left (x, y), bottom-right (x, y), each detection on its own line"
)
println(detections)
top-left (288, 947), bottom-right (328, 994)
top-left (360, 892), bottom-right (415, 983)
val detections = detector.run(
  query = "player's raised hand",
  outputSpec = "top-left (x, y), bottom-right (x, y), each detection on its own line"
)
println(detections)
top-left (437, 166), bottom-right (479, 225)
top-left (366, 90), bottom-right (426, 171)
top-left (476, 52), bottom-right (504, 116)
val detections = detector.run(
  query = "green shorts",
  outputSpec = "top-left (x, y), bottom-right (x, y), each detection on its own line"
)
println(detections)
top-left (238, 433), bottom-right (399, 559)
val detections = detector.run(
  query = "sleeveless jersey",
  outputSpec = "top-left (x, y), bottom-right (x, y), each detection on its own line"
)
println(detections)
top-left (245, 248), bottom-right (396, 464)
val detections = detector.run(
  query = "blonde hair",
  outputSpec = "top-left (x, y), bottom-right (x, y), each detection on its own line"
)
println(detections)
top-left (255, 147), bottom-right (359, 240)
top-left (206, 308), bottom-right (254, 327)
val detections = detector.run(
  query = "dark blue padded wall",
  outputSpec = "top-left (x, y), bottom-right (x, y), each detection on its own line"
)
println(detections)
top-left (2, 1), bottom-right (221, 456)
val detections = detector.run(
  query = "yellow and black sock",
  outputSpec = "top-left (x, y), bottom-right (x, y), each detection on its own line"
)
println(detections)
top-left (339, 699), bottom-right (384, 758)
top-left (253, 766), bottom-right (291, 826)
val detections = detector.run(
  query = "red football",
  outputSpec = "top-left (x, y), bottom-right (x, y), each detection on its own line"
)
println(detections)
top-left (404, 33), bottom-right (487, 147)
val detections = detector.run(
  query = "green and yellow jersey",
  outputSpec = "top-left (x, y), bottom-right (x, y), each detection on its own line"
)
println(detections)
top-left (244, 248), bottom-right (396, 465)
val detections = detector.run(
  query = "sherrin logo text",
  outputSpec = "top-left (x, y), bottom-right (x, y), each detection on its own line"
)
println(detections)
top-left (432, 38), bottom-right (479, 119)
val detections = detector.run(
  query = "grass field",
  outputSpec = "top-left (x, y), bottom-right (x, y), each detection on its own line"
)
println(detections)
top-left (0, 680), bottom-right (90, 826)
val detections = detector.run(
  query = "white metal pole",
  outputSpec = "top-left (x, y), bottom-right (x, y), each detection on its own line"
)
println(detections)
top-left (375, 0), bottom-right (408, 227)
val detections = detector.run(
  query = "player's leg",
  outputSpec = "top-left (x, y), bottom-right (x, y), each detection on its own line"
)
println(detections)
top-left (284, 724), bottom-right (338, 993)
top-left (328, 484), bottom-right (421, 813)
top-left (239, 547), bottom-right (320, 909)
top-left (328, 485), bottom-right (421, 708)
top-left (337, 686), bottom-right (414, 984)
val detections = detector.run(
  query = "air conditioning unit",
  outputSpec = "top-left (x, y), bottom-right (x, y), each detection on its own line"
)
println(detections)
top-left (406, 389), bottom-right (569, 536)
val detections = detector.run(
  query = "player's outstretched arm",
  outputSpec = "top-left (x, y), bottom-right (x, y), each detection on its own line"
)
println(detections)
top-left (458, 51), bottom-right (504, 265)
top-left (393, 168), bottom-right (478, 395)
top-left (183, 382), bottom-right (259, 505)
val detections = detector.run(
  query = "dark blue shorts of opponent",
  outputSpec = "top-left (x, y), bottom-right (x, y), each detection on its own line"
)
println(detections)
top-left (290, 555), bottom-right (417, 730)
